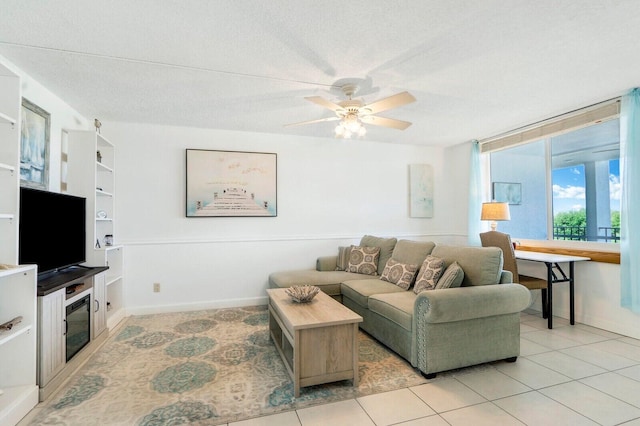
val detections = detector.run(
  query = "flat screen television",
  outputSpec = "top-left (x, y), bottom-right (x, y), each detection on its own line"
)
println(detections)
top-left (19, 187), bottom-right (86, 275)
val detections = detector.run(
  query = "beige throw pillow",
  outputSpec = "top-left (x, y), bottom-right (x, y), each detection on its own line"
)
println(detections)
top-left (380, 258), bottom-right (419, 290)
top-left (414, 255), bottom-right (445, 293)
top-left (359, 235), bottom-right (397, 276)
top-left (335, 246), bottom-right (352, 271)
top-left (346, 245), bottom-right (381, 276)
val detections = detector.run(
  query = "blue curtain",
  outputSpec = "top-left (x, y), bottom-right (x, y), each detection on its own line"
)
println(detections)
top-left (468, 140), bottom-right (482, 246)
top-left (621, 88), bottom-right (640, 312)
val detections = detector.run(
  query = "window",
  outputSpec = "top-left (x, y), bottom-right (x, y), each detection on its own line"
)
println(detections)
top-left (483, 100), bottom-right (620, 244)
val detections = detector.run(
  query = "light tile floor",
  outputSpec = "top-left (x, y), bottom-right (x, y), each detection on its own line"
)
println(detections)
top-left (228, 310), bottom-right (640, 426)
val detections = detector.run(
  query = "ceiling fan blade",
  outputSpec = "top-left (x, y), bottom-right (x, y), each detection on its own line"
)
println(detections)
top-left (363, 91), bottom-right (416, 115)
top-left (284, 116), bottom-right (339, 128)
top-left (361, 115), bottom-right (413, 130)
top-left (304, 96), bottom-right (344, 112)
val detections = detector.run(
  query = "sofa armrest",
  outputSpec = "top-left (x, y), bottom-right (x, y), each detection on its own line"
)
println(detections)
top-left (414, 284), bottom-right (531, 324)
top-left (316, 255), bottom-right (338, 271)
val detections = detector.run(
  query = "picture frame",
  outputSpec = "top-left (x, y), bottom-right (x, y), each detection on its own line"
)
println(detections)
top-left (20, 98), bottom-right (50, 189)
top-left (492, 182), bottom-right (522, 205)
top-left (186, 149), bottom-right (277, 217)
top-left (408, 164), bottom-right (434, 218)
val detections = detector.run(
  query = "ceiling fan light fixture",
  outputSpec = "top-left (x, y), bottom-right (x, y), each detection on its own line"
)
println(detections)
top-left (335, 114), bottom-right (366, 139)
top-left (345, 116), bottom-right (361, 133)
top-left (288, 81), bottom-right (415, 137)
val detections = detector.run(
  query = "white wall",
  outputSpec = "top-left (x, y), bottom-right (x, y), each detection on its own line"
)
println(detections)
top-left (104, 122), bottom-right (462, 314)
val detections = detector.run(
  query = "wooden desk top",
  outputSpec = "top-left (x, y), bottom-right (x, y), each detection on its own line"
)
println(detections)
top-left (267, 288), bottom-right (362, 331)
top-left (515, 250), bottom-right (590, 263)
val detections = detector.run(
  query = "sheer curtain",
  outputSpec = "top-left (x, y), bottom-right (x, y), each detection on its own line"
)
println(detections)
top-left (468, 140), bottom-right (482, 246)
top-left (620, 88), bottom-right (640, 312)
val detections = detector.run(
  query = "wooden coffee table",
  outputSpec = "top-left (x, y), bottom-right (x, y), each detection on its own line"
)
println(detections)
top-left (266, 288), bottom-right (363, 397)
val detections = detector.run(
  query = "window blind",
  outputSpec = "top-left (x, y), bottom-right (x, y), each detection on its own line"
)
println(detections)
top-left (479, 99), bottom-right (620, 153)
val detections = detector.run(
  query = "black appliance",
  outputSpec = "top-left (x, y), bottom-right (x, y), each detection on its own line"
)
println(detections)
top-left (65, 294), bottom-right (91, 361)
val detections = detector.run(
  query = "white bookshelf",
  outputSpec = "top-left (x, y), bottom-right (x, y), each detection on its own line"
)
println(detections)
top-left (0, 266), bottom-right (39, 426)
top-left (0, 64), bottom-right (38, 426)
top-left (67, 130), bottom-right (125, 331)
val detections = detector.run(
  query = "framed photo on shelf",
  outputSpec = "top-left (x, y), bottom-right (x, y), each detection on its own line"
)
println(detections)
top-left (20, 98), bottom-right (50, 189)
top-left (186, 149), bottom-right (277, 217)
top-left (492, 182), bottom-right (522, 205)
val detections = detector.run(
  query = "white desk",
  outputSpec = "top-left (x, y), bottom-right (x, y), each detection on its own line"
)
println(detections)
top-left (515, 250), bottom-right (590, 329)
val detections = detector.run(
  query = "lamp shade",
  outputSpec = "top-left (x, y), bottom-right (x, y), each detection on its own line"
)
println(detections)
top-left (481, 202), bottom-right (511, 221)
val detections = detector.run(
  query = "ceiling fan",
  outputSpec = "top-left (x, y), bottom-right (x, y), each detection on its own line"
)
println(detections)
top-left (285, 83), bottom-right (416, 138)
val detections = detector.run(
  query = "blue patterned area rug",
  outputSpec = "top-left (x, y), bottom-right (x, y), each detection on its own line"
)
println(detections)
top-left (28, 306), bottom-right (427, 425)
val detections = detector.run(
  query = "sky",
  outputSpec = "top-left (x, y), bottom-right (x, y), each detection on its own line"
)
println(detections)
top-left (552, 159), bottom-right (620, 214)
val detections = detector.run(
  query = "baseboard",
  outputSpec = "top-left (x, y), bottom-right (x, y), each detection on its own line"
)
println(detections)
top-left (127, 296), bottom-right (269, 316)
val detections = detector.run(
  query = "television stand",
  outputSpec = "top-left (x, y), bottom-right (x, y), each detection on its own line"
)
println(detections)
top-left (36, 265), bottom-right (110, 402)
top-left (37, 265), bottom-right (108, 296)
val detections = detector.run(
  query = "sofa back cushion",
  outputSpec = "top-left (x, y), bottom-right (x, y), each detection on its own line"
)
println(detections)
top-left (391, 240), bottom-right (436, 266)
top-left (431, 245), bottom-right (504, 286)
top-left (360, 235), bottom-right (398, 276)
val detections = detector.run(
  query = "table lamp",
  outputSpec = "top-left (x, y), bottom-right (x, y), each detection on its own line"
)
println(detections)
top-left (481, 201), bottom-right (510, 231)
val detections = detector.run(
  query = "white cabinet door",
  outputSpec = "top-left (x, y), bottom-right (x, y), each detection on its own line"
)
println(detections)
top-left (37, 289), bottom-right (65, 387)
top-left (93, 272), bottom-right (107, 338)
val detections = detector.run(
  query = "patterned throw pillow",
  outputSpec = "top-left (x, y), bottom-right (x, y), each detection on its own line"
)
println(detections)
top-left (436, 261), bottom-right (464, 289)
top-left (335, 246), bottom-right (352, 271)
top-left (414, 255), bottom-right (445, 293)
top-left (346, 245), bottom-right (381, 276)
top-left (380, 258), bottom-right (419, 290)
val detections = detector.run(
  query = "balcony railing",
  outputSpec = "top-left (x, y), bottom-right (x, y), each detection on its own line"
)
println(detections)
top-left (553, 226), bottom-right (620, 243)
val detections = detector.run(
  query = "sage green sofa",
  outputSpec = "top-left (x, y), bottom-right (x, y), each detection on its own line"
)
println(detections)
top-left (268, 235), bottom-right (531, 378)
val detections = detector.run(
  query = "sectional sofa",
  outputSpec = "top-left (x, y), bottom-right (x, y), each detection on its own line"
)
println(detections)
top-left (268, 235), bottom-right (531, 378)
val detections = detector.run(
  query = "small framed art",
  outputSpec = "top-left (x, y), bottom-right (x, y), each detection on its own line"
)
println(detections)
top-left (20, 98), bottom-right (50, 189)
top-left (492, 182), bottom-right (521, 205)
top-left (409, 164), bottom-right (434, 218)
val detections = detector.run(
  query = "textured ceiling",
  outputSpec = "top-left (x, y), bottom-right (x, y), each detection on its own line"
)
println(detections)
top-left (0, 0), bottom-right (639, 146)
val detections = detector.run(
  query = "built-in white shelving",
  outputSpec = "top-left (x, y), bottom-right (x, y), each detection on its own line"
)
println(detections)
top-left (0, 162), bottom-right (15, 172)
top-left (0, 322), bottom-right (32, 346)
top-left (0, 111), bottom-right (16, 126)
top-left (0, 265), bottom-right (39, 426)
top-left (0, 64), bottom-right (38, 426)
top-left (0, 65), bottom-right (20, 266)
top-left (67, 130), bottom-right (125, 331)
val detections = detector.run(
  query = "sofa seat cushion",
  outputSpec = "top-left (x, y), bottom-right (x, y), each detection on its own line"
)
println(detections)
top-left (268, 270), bottom-right (370, 297)
top-left (341, 279), bottom-right (404, 308)
top-left (368, 292), bottom-right (417, 332)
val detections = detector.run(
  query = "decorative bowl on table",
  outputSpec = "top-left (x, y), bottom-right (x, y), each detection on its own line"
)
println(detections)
top-left (285, 285), bottom-right (320, 303)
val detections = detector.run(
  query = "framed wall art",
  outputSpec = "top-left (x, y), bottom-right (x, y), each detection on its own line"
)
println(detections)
top-left (20, 98), bottom-right (50, 189)
top-left (408, 164), bottom-right (433, 218)
top-left (492, 182), bottom-right (521, 205)
top-left (186, 149), bottom-right (277, 217)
